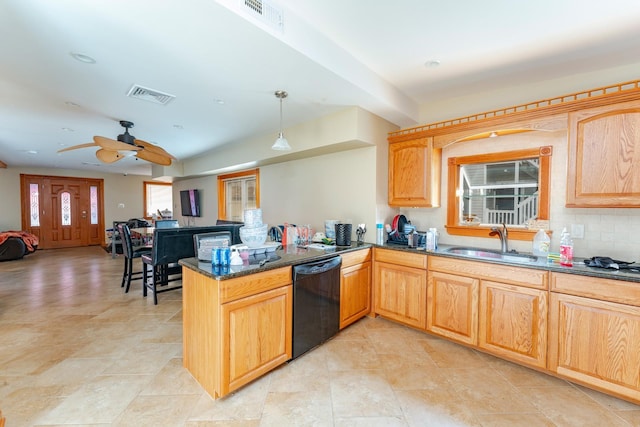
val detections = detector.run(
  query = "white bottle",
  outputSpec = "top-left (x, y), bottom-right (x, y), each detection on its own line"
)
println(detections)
top-left (532, 229), bottom-right (550, 256)
top-left (559, 228), bottom-right (574, 267)
top-left (426, 228), bottom-right (437, 251)
top-left (376, 223), bottom-right (384, 245)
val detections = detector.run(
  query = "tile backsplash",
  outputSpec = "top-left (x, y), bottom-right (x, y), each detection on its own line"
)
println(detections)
top-left (399, 130), bottom-right (640, 262)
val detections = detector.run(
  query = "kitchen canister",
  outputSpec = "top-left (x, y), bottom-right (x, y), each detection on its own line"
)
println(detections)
top-left (335, 223), bottom-right (352, 246)
top-left (325, 219), bottom-right (339, 239)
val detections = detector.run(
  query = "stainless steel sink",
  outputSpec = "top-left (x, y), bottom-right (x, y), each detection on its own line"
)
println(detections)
top-left (444, 247), bottom-right (538, 264)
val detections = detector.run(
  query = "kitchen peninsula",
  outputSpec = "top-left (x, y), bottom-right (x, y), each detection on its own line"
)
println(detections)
top-left (179, 243), bottom-right (372, 399)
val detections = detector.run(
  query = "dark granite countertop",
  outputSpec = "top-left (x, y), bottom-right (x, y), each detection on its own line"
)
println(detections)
top-left (179, 242), bottom-right (372, 280)
top-left (378, 242), bottom-right (640, 284)
top-left (180, 240), bottom-right (640, 284)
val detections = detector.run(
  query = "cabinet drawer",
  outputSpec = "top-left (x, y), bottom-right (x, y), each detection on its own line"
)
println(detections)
top-left (340, 248), bottom-right (372, 269)
top-left (219, 267), bottom-right (292, 303)
top-left (374, 248), bottom-right (427, 269)
top-left (429, 256), bottom-right (547, 289)
top-left (551, 272), bottom-right (640, 307)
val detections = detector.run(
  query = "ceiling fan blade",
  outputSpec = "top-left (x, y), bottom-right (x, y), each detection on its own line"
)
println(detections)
top-left (135, 148), bottom-right (172, 166)
top-left (135, 139), bottom-right (177, 160)
top-left (57, 142), bottom-right (98, 153)
top-left (94, 135), bottom-right (141, 152)
top-left (96, 149), bottom-right (125, 163)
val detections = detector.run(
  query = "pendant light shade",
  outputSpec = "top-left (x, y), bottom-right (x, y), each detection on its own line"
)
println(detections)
top-left (272, 90), bottom-right (291, 151)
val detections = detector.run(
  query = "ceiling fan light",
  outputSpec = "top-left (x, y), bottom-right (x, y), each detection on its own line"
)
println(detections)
top-left (272, 133), bottom-right (291, 151)
top-left (121, 150), bottom-right (138, 157)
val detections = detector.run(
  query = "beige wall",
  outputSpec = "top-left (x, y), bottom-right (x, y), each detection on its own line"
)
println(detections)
top-left (419, 63), bottom-right (640, 124)
top-left (171, 176), bottom-right (218, 227)
top-left (0, 166), bottom-right (150, 237)
top-left (172, 108), bottom-right (399, 243)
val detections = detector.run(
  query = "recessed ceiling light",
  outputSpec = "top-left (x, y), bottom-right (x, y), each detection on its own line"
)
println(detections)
top-left (61, 127), bottom-right (75, 132)
top-left (173, 124), bottom-right (184, 130)
top-left (26, 150), bottom-right (38, 155)
top-left (70, 52), bottom-right (96, 64)
top-left (65, 101), bottom-right (80, 107)
top-left (424, 59), bottom-right (441, 68)
top-left (214, 98), bottom-right (225, 105)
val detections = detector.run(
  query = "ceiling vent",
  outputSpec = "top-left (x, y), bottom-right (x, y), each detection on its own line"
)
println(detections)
top-left (242, 0), bottom-right (284, 32)
top-left (126, 85), bottom-right (175, 105)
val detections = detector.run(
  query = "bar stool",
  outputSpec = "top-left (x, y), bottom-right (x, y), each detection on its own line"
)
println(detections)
top-left (118, 224), bottom-right (151, 293)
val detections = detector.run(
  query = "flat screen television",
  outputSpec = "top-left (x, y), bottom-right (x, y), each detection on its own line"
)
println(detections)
top-left (180, 189), bottom-right (201, 217)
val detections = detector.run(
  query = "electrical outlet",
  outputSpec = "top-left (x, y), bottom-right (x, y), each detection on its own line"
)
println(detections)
top-left (571, 223), bottom-right (584, 239)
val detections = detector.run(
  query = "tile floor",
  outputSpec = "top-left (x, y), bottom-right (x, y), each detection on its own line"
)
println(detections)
top-left (2, 246), bottom-right (640, 426)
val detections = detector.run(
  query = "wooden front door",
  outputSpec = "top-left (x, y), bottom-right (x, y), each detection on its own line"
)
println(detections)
top-left (20, 174), bottom-right (105, 249)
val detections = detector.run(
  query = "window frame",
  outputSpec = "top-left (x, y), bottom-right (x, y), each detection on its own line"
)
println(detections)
top-left (217, 168), bottom-right (260, 220)
top-left (143, 181), bottom-right (173, 220)
top-left (446, 146), bottom-right (552, 241)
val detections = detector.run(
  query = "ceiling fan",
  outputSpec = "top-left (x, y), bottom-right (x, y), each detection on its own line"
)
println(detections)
top-left (58, 120), bottom-right (176, 166)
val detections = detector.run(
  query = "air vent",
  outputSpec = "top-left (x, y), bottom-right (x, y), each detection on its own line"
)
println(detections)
top-left (242, 0), bottom-right (284, 32)
top-left (126, 85), bottom-right (175, 105)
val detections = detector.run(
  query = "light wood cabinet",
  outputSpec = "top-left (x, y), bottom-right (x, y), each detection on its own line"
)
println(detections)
top-left (340, 249), bottom-right (372, 329)
top-left (428, 256), bottom-right (548, 368)
top-left (427, 270), bottom-right (478, 345)
top-left (567, 99), bottom-right (640, 207)
top-left (222, 285), bottom-right (292, 394)
top-left (388, 137), bottom-right (441, 207)
top-left (479, 281), bottom-right (547, 368)
top-left (182, 266), bottom-right (292, 399)
top-left (374, 248), bottom-right (427, 329)
top-left (549, 272), bottom-right (640, 402)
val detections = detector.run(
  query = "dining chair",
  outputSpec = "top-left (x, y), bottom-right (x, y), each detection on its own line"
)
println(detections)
top-left (118, 223), bottom-right (152, 293)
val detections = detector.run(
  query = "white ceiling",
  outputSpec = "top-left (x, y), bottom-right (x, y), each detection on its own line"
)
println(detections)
top-left (2, 0), bottom-right (640, 175)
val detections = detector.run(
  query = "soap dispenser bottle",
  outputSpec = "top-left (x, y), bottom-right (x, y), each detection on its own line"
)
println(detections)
top-left (559, 228), bottom-right (574, 267)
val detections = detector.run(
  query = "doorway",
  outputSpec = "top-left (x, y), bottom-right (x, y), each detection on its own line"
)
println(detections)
top-left (20, 174), bottom-right (105, 249)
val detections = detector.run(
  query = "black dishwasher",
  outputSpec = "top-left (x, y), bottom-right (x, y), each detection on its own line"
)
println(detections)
top-left (292, 255), bottom-right (342, 359)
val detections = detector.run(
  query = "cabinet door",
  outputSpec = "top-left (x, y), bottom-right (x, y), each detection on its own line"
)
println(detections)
top-left (567, 100), bottom-right (640, 207)
top-left (427, 271), bottom-right (478, 345)
top-left (388, 137), bottom-right (441, 207)
top-left (479, 281), bottom-right (547, 369)
top-left (340, 261), bottom-right (371, 329)
top-left (221, 285), bottom-right (292, 395)
top-left (549, 292), bottom-right (640, 402)
top-left (374, 261), bottom-right (427, 329)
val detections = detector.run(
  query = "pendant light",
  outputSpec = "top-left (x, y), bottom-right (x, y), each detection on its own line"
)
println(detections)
top-left (272, 90), bottom-right (291, 151)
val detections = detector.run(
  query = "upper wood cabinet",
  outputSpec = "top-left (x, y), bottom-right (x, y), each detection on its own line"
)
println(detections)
top-left (388, 137), bottom-right (441, 207)
top-left (567, 100), bottom-right (640, 207)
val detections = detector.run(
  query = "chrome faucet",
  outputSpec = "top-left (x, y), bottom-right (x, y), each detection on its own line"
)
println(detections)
top-left (490, 222), bottom-right (509, 253)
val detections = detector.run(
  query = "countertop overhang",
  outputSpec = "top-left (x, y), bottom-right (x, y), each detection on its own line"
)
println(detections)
top-left (179, 242), bottom-right (372, 280)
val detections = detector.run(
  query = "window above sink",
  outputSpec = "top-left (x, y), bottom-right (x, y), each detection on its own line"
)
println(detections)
top-left (446, 146), bottom-right (552, 241)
